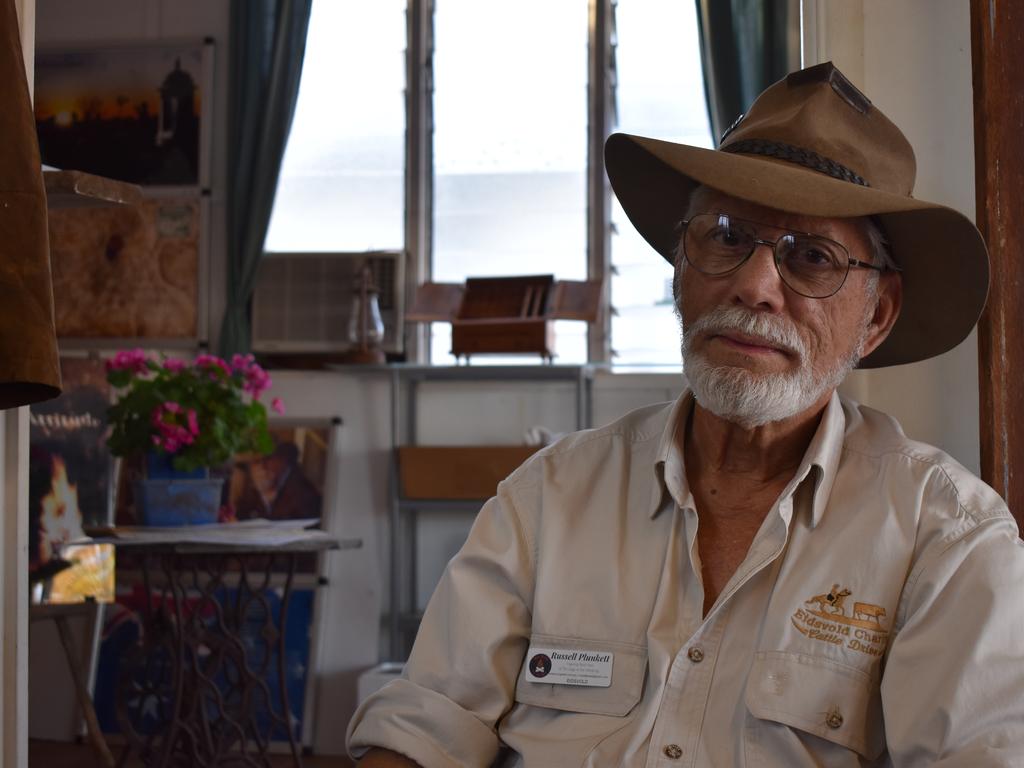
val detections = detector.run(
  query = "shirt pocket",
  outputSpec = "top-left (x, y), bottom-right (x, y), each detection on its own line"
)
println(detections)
top-left (744, 651), bottom-right (885, 763)
top-left (512, 633), bottom-right (647, 717)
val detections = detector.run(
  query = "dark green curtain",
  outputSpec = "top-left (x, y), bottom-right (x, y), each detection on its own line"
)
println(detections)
top-left (219, 0), bottom-right (312, 357)
top-left (695, 0), bottom-right (800, 146)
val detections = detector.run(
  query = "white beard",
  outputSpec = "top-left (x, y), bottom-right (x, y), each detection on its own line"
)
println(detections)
top-left (680, 305), bottom-right (864, 429)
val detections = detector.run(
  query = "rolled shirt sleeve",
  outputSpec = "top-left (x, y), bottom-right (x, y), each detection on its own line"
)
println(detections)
top-left (347, 479), bottom-right (537, 767)
top-left (881, 514), bottom-right (1024, 766)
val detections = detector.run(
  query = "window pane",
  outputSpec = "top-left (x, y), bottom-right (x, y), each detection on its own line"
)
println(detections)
top-left (265, 0), bottom-right (406, 253)
top-left (431, 0), bottom-right (589, 364)
top-left (610, 0), bottom-right (713, 364)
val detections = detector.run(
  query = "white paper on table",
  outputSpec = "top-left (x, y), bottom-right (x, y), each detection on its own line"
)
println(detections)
top-left (71, 518), bottom-right (331, 547)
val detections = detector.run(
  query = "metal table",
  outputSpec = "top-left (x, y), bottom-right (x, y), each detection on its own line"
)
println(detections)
top-left (100, 532), bottom-right (353, 768)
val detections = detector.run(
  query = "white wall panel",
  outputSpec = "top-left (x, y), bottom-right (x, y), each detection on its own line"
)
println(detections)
top-left (813, 0), bottom-right (981, 474)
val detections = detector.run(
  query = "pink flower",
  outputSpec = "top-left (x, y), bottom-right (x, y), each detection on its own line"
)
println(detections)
top-left (271, 397), bottom-right (285, 415)
top-left (195, 354), bottom-right (233, 378)
top-left (163, 358), bottom-right (187, 373)
top-left (231, 353), bottom-right (256, 371)
top-left (106, 348), bottom-right (150, 375)
top-left (243, 364), bottom-right (272, 399)
top-left (151, 402), bottom-right (197, 453)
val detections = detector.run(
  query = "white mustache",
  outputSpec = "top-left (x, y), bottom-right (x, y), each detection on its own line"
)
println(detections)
top-left (683, 306), bottom-right (807, 360)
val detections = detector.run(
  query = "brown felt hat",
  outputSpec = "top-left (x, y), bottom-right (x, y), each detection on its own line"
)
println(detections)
top-left (605, 62), bottom-right (989, 369)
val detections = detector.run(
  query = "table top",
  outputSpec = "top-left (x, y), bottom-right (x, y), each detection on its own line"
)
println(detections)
top-left (80, 520), bottom-right (360, 554)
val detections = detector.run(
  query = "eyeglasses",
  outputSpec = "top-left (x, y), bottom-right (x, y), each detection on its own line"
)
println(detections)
top-left (680, 213), bottom-right (891, 299)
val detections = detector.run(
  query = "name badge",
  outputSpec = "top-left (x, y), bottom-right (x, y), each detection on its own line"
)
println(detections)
top-left (525, 647), bottom-right (613, 687)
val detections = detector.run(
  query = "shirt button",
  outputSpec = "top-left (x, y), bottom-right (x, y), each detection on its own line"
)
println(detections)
top-left (663, 744), bottom-right (683, 759)
top-left (826, 710), bottom-right (844, 729)
top-left (687, 646), bottom-right (705, 663)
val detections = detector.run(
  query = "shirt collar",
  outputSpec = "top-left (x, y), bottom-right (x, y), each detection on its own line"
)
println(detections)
top-left (800, 389), bottom-right (846, 528)
top-left (648, 390), bottom-right (695, 518)
top-left (646, 388), bottom-right (846, 526)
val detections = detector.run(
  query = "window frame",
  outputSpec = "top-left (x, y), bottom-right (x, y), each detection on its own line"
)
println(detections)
top-left (404, 0), bottom-right (616, 363)
top-left (266, 0), bottom-right (638, 364)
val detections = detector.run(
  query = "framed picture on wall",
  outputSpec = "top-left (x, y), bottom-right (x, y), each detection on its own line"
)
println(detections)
top-left (34, 39), bottom-right (214, 189)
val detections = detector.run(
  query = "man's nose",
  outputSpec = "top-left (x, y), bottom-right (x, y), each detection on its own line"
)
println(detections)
top-left (729, 241), bottom-right (786, 310)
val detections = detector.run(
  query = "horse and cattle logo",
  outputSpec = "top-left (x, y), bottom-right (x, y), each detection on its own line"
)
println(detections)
top-left (791, 583), bottom-right (889, 657)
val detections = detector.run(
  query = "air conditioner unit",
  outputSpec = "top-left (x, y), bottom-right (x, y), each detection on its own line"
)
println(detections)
top-left (251, 251), bottom-right (405, 354)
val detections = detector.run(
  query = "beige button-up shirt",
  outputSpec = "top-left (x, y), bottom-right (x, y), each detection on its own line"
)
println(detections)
top-left (348, 391), bottom-right (1024, 767)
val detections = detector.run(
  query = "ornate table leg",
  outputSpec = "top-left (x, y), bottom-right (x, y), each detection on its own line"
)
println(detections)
top-left (117, 550), bottom-right (304, 767)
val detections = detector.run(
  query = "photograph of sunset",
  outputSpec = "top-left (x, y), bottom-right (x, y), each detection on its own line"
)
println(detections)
top-left (35, 42), bottom-right (208, 186)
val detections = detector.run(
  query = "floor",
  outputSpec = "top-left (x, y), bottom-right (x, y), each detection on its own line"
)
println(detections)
top-left (29, 739), bottom-right (356, 767)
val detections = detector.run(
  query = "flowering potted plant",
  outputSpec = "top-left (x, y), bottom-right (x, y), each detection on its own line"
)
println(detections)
top-left (106, 350), bottom-right (284, 524)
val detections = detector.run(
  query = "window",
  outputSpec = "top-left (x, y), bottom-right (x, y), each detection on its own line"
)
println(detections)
top-left (431, 0), bottom-right (589, 363)
top-left (264, 0), bottom-right (711, 365)
top-left (610, 0), bottom-right (713, 364)
top-left (265, 0), bottom-right (407, 253)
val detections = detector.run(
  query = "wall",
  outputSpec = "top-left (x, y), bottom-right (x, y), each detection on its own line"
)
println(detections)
top-left (860, 0), bottom-right (980, 474)
top-left (812, 0), bottom-right (982, 474)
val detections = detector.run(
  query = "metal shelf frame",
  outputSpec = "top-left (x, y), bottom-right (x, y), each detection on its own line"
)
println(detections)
top-left (386, 364), bottom-right (595, 659)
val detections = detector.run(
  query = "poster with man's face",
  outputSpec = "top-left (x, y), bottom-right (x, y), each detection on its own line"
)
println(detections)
top-left (220, 425), bottom-right (329, 524)
top-left (213, 423), bottom-right (332, 574)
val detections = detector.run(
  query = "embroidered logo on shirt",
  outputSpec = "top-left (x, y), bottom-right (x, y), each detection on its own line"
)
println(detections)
top-left (790, 583), bottom-right (889, 657)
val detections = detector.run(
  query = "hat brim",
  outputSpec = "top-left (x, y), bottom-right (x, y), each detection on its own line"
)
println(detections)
top-left (605, 133), bottom-right (989, 369)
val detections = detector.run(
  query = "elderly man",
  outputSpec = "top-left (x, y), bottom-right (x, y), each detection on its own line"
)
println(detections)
top-left (348, 63), bottom-right (1024, 767)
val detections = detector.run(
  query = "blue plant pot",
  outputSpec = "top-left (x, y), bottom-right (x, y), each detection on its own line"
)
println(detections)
top-left (138, 452), bottom-right (222, 526)
top-left (145, 451), bottom-right (206, 480)
top-left (135, 477), bottom-right (225, 526)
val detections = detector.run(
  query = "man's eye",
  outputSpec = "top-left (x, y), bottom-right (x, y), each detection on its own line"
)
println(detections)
top-left (790, 246), bottom-right (839, 269)
top-left (709, 227), bottom-right (744, 247)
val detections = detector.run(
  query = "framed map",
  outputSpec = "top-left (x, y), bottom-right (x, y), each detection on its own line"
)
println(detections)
top-left (47, 194), bottom-right (205, 341)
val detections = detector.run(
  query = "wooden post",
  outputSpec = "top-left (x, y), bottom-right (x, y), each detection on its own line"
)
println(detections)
top-left (1, 408), bottom-right (29, 768)
top-left (971, 0), bottom-right (1024, 527)
top-left (6, 4), bottom-right (35, 765)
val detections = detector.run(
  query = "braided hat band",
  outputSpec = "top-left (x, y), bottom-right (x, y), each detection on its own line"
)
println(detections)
top-left (722, 138), bottom-right (869, 187)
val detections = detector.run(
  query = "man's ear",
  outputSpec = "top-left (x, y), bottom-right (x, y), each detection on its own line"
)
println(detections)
top-left (859, 272), bottom-right (903, 358)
